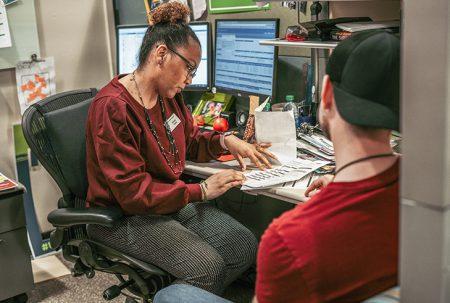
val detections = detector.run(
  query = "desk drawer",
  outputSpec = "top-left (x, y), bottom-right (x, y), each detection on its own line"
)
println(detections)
top-left (0, 228), bottom-right (34, 300)
top-left (0, 193), bottom-right (25, 234)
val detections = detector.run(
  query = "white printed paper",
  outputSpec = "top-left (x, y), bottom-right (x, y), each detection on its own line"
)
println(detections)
top-left (0, 4), bottom-right (12, 48)
top-left (16, 57), bottom-right (56, 115)
top-left (242, 158), bottom-right (328, 190)
top-left (255, 98), bottom-right (297, 164)
top-left (192, 0), bottom-right (207, 20)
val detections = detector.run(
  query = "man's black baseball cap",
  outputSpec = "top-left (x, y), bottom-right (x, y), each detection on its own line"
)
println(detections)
top-left (326, 30), bottom-right (400, 131)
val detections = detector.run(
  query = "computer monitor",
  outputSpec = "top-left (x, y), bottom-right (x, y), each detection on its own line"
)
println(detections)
top-left (116, 25), bottom-right (147, 75)
top-left (214, 19), bottom-right (279, 97)
top-left (116, 22), bottom-right (211, 90)
top-left (186, 22), bottom-right (211, 90)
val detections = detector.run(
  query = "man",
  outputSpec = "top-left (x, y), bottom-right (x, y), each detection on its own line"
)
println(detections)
top-left (255, 29), bottom-right (400, 303)
top-left (153, 30), bottom-right (400, 303)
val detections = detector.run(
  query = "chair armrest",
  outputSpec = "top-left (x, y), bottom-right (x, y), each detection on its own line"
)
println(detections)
top-left (48, 207), bottom-right (124, 228)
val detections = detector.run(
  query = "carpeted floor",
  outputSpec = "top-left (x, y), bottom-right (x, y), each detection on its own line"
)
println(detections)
top-left (26, 253), bottom-right (254, 303)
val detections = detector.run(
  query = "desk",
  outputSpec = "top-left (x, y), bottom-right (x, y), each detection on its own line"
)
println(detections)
top-left (185, 160), bottom-right (309, 204)
top-left (0, 185), bottom-right (34, 301)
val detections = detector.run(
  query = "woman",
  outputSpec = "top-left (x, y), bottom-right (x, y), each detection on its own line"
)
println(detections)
top-left (85, 2), bottom-right (274, 295)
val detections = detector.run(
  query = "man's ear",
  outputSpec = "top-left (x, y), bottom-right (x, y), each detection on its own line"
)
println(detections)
top-left (320, 75), bottom-right (334, 110)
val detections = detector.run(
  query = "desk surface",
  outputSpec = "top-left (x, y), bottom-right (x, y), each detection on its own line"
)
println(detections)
top-left (184, 160), bottom-right (309, 204)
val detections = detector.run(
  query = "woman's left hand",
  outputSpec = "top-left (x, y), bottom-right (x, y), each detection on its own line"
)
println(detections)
top-left (224, 135), bottom-right (277, 171)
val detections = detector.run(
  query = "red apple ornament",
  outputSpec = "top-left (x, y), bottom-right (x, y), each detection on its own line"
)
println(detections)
top-left (213, 117), bottom-right (229, 132)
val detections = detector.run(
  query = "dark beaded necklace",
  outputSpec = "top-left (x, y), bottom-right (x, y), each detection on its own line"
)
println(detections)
top-left (333, 153), bottom-right (395, 177)
top-left (131, 71), bottom-right (182, 174)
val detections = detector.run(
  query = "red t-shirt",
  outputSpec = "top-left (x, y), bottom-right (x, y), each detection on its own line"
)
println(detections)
top-left (85, 75), bottom-right (224, 215)
top-left (256, 160), bottom-right (399, 303)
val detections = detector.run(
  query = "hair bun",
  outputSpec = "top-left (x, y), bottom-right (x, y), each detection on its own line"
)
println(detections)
top-left (149, 1), bottom-right (190, 26)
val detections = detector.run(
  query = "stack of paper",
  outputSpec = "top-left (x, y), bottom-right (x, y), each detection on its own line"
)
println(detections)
top-left (297, 140), bottom-right (334, 161)
top-left (336, 20), bottom-right (400, 33)
top-left (297, 133), bottom-right (335, 161)
top-left (242, 158), bottom-right (328, 190)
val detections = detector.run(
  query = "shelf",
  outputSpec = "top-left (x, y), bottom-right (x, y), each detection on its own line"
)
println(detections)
top-left (259, 38), bottom-right (338, 49)
top-left (253, 0), bottom-right (399, 2)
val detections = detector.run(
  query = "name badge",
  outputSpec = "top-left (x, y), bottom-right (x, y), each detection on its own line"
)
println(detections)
top-left (166, 113), bottom-right (181, 132)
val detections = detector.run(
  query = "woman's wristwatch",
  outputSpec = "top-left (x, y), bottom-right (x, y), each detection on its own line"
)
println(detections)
top-left (219, 131), bottom-right (234, 150)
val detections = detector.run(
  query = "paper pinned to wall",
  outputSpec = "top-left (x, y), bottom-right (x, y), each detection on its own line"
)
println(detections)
top-left (15, 57), bottom-right (56, 115)
top-left (0, 4), bottom-right (12, 48)
top-left (192, 0), bottom-right (206, 20)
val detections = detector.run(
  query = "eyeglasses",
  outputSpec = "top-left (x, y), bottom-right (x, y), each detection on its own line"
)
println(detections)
top-left (167, 46), bottom-right (197, 79)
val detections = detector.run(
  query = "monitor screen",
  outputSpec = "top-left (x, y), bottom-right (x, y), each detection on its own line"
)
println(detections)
top-left (117, 26), bottom-right (147, 75)
top-left (214, 19), bottom-right (279, 97)
top-left (188, 23), bottom-right (210, 90)
top-left (116, 23), bottom-right (211, 90)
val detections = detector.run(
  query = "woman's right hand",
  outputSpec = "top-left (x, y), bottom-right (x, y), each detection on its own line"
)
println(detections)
top-left (304, 174), bottom-right (334, 197)
top-left (203, 169), bottom-right (246, 200)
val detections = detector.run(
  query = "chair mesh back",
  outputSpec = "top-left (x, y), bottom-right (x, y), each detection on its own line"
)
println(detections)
top-left (22, 89), bottom-right (97, 208)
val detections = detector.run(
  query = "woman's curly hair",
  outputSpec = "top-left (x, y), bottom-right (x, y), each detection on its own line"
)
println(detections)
top-left (137, 1), bottom-right (199, 70)
top-left (149, 1), bottom-right (190, 25)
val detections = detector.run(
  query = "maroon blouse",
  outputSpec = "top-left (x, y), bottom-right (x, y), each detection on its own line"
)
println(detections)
top-left (85, 75), bottom-right (224, 215)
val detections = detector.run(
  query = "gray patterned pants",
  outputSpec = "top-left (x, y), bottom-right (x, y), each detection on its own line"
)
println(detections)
top-left (86, 202), bottom-right (258, 295)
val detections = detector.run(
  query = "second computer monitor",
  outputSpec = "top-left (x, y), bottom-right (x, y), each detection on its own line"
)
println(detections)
top-left (214, 19), bottom-right (279, 97)
top-left (188, 22), bottom-right (211, 90)
top-left (116, 22), bottom-right (211, 90)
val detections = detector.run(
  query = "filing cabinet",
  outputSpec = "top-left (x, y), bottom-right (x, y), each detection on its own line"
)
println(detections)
top-left (0, 186), bottom-right (33, 301)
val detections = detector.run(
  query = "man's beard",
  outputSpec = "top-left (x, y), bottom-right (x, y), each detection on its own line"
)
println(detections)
top-left (318, 107), bottom-right (331, 139)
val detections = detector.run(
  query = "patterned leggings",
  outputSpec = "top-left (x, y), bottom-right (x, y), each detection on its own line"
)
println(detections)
top-left (86, 203), bottom-right (258, 295)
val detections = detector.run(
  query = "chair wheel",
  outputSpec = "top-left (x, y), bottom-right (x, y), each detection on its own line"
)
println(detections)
top-left (71, 267), bottom-right (83, 277)
top-left (103, 285), bottom-right (122, 301)
top-left (7, 293), bottom-right (28, 303)
top-left (85, 269), bottom-right (95, 279)
top-left (16, 293), bottom-right (28, 303)
top-left (71, 260), bottom-right (86, 277)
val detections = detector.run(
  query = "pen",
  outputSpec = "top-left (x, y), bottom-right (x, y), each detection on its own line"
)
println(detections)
top-left (306, 172), bottom-right (314, 187)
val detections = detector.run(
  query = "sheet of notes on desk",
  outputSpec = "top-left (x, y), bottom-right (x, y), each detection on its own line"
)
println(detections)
top-left (242, 158), bottom-right (329, 190)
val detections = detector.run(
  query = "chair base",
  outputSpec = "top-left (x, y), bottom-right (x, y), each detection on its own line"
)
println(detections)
top-left (61, 240), bottom-right (173, 302)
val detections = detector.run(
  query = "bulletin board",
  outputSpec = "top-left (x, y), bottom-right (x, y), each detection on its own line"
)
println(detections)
top-left (0, 0), bottom-right (40, 70)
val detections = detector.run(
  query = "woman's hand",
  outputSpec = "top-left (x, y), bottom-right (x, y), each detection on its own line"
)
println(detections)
top-left (224, 135), bottom-right (277, 171)
top-left (304, 174), bottom-right (334, 197)
top-left (203, 169), bottom-right (246, 200)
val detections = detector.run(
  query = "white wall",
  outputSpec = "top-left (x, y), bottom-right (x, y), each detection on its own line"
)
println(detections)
top-left (0, 0), bottom-right (114, 233)
top-left (400, 0), bottom-right (450, 301)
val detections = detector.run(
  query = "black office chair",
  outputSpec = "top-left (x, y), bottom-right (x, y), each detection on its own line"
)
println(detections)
top-left (22, 89), bottom-right (173, 303)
